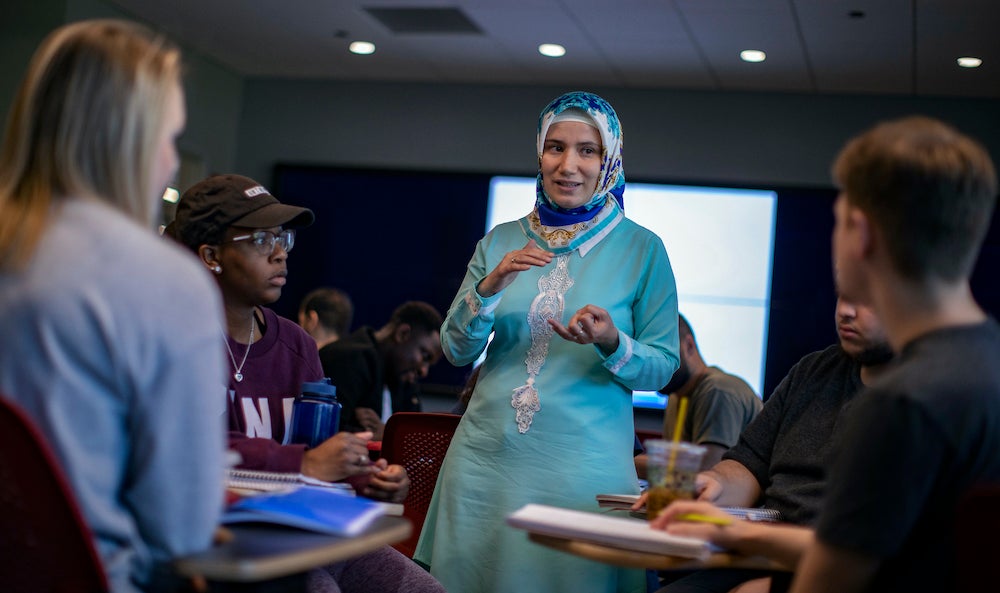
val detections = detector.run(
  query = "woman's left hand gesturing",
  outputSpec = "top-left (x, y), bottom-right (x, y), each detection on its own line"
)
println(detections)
top-left (549, 305), bottom-right (620, 355)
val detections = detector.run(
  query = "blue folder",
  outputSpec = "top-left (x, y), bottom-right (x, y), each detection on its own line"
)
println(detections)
top-left (222, 486), bottom-right (385, 536)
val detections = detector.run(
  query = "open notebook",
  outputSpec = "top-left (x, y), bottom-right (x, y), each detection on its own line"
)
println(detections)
top-left (507, 504), bottom-right (713, 560)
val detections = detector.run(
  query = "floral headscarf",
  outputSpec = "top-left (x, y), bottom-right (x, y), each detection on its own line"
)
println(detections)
top-left (535, 91), bottom-right (624, 224)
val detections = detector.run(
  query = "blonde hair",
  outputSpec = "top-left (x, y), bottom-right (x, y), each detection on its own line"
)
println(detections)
top-left (0, 19), bottom-right (181, 270)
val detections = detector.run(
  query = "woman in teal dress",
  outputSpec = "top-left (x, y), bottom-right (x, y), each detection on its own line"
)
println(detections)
top-left (414, 91), bottom-right (680, 593)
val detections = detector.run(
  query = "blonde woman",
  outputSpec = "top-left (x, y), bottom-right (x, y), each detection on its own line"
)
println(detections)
top-left (0, 20), bottom-right (226, 593)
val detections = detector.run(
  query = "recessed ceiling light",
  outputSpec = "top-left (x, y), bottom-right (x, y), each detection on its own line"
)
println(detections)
top-left (162, 187), bottom-right (179, 203)
top-left (740, 50), bottom-right (766, 63)
top-left (957, 56), bottom-right (983, 68)
top-left (349, 41), bottom-right (376, 55)
top-left (538, 43), bottom-right (566, 58)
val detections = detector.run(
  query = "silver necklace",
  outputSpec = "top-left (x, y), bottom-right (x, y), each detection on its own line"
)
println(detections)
top-left (224, 316), bottom-right (255, 382)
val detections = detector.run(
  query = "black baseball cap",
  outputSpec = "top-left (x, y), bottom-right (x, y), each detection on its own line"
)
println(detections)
top-left (165, 174), bottom-right (314, 249)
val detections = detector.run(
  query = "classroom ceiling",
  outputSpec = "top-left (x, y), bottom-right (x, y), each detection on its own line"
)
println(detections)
top-left (107, 0), bottom-right (1000, 98)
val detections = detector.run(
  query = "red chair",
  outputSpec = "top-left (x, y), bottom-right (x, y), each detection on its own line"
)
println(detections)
top-left (0, 396), bottom-right (109, 593)
top-left (380, 412), bottom-right (462, 558)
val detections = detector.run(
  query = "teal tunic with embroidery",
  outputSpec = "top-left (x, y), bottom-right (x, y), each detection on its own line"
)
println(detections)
top-left (415, 203), bottom-right (679, 593)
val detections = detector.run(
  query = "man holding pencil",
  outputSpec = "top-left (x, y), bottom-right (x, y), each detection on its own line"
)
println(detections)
top-left (653, 116), bottom-right (1000, 593)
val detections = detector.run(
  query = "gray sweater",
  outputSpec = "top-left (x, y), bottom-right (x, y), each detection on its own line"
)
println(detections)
top-left (0, 199), bottom-right (227, 593)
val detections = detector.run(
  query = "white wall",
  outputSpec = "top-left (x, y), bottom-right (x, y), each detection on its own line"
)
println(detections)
top-left (0, 1), bottom-right (67, 123)
top-left (0, 0), bottom-right (245, 180)
top-left (235, 78), bottom-right (1000, 190)
top-left (7, 3), bottom-right (998, 196)
top-left (66, 0), bottom-right (245, 177)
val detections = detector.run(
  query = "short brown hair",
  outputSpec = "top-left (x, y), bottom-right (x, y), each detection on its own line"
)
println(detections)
top-left (300, 287), bottom-right (354, 337)
top-left (832, 116), bottom-right (997, 281)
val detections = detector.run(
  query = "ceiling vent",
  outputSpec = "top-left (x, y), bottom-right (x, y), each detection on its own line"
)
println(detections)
top-left (364, 7), bottom-right (483, 34)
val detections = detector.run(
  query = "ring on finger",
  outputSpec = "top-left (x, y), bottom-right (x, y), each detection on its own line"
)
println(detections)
top-left (511, 256), bottom-right (518, 264)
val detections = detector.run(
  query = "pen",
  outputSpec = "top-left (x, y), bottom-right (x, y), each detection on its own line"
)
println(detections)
top-left (675, 513), bottom-right (733, 526)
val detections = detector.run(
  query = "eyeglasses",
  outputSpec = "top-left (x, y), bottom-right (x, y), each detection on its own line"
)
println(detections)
top-left (225, 229), bottom-right (296, 256)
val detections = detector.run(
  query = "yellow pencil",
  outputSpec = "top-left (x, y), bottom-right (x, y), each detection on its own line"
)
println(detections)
top-left (675, 512), bottom-right (733, 526)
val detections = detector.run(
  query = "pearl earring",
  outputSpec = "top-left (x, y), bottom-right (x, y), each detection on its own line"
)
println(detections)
top-left (212, 265), bottom-right (222, 274)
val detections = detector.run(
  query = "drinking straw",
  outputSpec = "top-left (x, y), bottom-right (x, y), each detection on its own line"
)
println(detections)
top-left (666, 395), bottom-right (689, 476)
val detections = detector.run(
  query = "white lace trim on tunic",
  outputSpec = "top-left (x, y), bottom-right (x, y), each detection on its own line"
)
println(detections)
top-left (511, 254), bottom-right (573, 433)
top-left (463, 291), bottom-right (481, 315)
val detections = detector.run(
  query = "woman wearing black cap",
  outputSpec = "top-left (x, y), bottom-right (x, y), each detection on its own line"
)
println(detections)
top-left (166, 173), bottom-right (446, 593)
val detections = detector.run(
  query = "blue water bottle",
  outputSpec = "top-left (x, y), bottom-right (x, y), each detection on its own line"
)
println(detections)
top-left (287, 378), bottom-right (341, 448)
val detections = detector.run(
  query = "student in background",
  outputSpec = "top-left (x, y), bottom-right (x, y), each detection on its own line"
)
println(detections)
top-left (300, 287), bottom-right (354, 349)
top-left (165, 174), bottom-right (445, 593)
top-left (655, 116), bottom-right (1000, 593)
top-left (416, 91), bottom-right (680, 593)
top-left (450, 364), bottom-right (482, 415)
top-left (0, 20), bottom-right (225, 592)
top-left (635, 313), bottom-right (762, 477)
top-left (320, 301), bottom-right (444, 439)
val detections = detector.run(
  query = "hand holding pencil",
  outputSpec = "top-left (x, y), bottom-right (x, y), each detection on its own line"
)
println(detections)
top-left (648, 500), bottom-right (746, 551)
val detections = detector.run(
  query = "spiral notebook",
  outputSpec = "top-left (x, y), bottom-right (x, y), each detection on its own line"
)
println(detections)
top-left (595, 493), bottom-right (781, 522)
top-left (226, 468), bottom-right (354, 493)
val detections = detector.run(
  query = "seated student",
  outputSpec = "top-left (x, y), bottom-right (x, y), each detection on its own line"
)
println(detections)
top-left (654, 116), bottom-right (1000, 593)
top-left (300, 287), bottom-right (355, 349)
top-left (0, 20), bottom-right (225, 593)
top-left (450, 364), bottom-right (482, 415)
top-left (319, 301), bottom-right (444, 440)
top-left (648, 296), bottom-right (892, 593)
top-left (165, 174), bottom-right (446, 593)
top-left (635, 313), bottom-right (762, 476)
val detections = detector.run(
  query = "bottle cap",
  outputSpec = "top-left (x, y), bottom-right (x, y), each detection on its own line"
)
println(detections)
top-left (300, 378), bottom-right (337, 401)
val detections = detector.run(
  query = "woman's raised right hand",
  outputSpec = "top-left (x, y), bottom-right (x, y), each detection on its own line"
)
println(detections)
top-left (476, 239), bottom-right (552, 297)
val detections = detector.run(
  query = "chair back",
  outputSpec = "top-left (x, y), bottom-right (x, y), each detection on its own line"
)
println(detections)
top-left (0, 396), bottom-right (108, 593)
top-left (955, 482), bottom-right (1000, 592)
top-left (380, 412), bottom-right (462, 558)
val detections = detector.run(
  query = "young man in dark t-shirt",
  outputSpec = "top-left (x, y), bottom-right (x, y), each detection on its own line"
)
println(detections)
top-left (652, 116), bottom-right (1000, 593)
top-left (650, 297), bottom-right (892, 593)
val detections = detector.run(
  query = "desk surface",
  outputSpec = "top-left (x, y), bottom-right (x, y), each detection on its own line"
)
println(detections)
top-left (527, 532), bottom-right (790, 573)
top-left (174, 516), bottom-right (411, 582)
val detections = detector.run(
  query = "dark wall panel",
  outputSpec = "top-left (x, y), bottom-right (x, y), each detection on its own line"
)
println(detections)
top-left (273, 165), bottom-right (1000, 401)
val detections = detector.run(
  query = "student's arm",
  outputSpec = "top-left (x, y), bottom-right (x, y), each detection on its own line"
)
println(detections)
top-left (651, 500), bottom-right (813, 569)
top-left (789, 540), bottom-right (879, 593)
top-left (634, 453), bottom-right (649, 480)
top-left (632, 457), bottom-right (760, 511)
top-left (699, 443), bottom-right (728, 471)
top-left (697, 459), bottom-right (762, 507)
